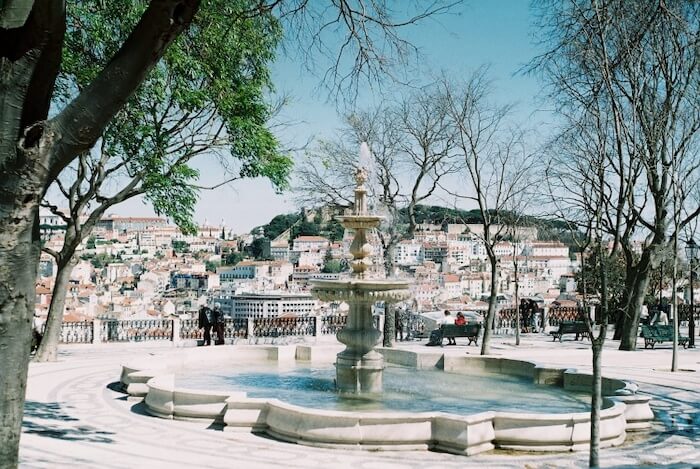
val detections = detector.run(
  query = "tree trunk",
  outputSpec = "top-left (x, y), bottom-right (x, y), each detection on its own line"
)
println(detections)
top-left (34, 258), bottom-right (74, 362)
top-left (514, 259), bottom-right (520, 346)
top-left (619, 260), bottom-right (652, 350)
top-left (589, 342), bottom-right (603, 467)
top-left (383, 303), bottom-right (395, 347)
top-left (481, 256), bottom-right (498, 355)
top-left (0, 202), bottom-right (41, 467)
top-left (382, 236), bottom-right (397, 347)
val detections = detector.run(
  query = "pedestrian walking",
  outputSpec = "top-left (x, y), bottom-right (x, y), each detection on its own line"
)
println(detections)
top-left (212, 303), bottom-right (225, 345)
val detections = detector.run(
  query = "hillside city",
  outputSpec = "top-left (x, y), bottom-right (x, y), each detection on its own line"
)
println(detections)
top-left (37, 207), bottom-right (652, 327)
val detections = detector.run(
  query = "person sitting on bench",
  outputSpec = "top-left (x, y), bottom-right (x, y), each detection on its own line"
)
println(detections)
top-left (445, 311), bottom-right (466, 345)
top-left (439, 310), bottom-right (457, 345)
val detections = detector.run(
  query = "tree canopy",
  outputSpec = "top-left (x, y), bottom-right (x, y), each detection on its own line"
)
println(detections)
top-left (51, 0), bottom-right (292, 234)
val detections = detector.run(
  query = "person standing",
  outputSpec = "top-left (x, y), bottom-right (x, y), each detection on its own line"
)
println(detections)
top-left (198, 305), bottom-right (212, 346)
top-left (395, 309), bottom-right (404, 342)
top-left (212, 303), bottom-right (225, 345)
top-left (31, 313), bottom-right (45, 353)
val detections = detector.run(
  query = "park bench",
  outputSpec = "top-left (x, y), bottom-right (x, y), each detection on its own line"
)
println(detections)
top-left (437, 323), bottom-right (481, 346)
top-left (640, 324), bottom-right (689, 349)
top-left (549, 321), bottom-right (590, 342)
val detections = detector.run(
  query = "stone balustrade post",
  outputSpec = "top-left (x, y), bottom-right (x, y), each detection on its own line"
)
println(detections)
top-left (313, 316), bottom-right (320, 337)
top-left (247, 317), bottom-right (255, 339)
top-left (542, 306), bottom-right (549, 333)
top-left (93, 319), bottom-right (102, 344)
top-left (589, 305), bottom-right (596, 323)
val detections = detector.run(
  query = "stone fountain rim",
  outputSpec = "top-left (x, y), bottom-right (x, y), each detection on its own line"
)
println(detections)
top-left (119, 345), bottom-right (652, 456)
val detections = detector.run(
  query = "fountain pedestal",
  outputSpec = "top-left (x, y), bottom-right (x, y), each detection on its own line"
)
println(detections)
top-left (314, 281), bottom-right (410, 394)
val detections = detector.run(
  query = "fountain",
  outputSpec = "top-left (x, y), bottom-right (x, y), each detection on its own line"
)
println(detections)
top-left (310, 145), bottom-right (410, 394)
top-left (117, 149), bottom-right (654, 455)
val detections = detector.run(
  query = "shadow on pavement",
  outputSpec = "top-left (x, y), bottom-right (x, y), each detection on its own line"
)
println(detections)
top-left (23, 401), bottom-right (115, 443)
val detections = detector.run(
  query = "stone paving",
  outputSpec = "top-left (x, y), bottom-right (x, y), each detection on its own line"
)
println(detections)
top-left (19, 333), bottom-right (700, 468)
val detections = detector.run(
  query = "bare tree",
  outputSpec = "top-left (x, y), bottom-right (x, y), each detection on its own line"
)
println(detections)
top-left (532, 0), bottom-right (700, 351)
top-left (542, 119), bottom-right (611, 467)
top-left (439, 70), bottom-right (534, 355)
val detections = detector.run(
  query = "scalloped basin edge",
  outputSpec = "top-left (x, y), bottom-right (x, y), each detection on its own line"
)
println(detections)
top-left (120, 345), bottom-right (653, 456)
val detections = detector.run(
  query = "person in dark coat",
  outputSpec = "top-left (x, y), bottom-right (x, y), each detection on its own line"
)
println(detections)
top-left (212, 302), bottom-right (225, 345)
top-left (519, 299), bottom-right (529, 333)
top-left (198, 306), bottom-right (213, 346)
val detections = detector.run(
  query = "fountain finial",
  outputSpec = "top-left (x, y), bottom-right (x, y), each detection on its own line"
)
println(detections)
top-left (353, 165), bottom-right (369, 216)
top-left (355, 166), bottom-right (368, 187)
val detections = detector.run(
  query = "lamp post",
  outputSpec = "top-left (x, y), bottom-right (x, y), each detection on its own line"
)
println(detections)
top-left (685, 239), bottom-right (698, 348)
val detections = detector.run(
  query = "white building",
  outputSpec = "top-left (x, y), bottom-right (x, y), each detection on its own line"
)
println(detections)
top-left (292, 236), bottom-right (330, 253)
top-left (219, 260), bottom-right (293, 286)
top-left (527, 242), bottom-right (569, 258)
top-left (213, 292), bottom-right (316, 319)
top-left (393, 240), bottom-right (423, 265)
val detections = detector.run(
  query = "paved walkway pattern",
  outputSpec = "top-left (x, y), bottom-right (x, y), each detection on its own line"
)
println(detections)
top-left (19, 334), bottom-right (700, 468)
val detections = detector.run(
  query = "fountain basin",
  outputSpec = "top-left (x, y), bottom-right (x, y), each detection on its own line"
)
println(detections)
top-left (120, 345), bottom-right (653, 455)
top-left (310, 278), bottom-right (412, 303)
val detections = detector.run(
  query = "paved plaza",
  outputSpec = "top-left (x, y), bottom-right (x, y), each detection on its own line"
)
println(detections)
top-left (20, 334), bottom-right (700, 468)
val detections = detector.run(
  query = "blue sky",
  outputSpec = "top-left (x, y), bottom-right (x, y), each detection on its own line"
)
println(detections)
top-left (111, 1), bottom-right (551, 233)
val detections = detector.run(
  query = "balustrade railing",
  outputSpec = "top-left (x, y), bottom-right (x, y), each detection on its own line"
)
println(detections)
top-left (496, 308), bottom-right (517, 330)
top-left (253, 317), bottom-right (315, 338)
top-left (547, 307), bottom-right (585, 326)
top-left (320, 315), bottom-right (347, 335)
top-left (60, 321), bottom-right (94, 344)
top-left (678, 305), bottom-right (700, 323)
top-left (180, 318), bottom-right (204, 340)
top-left (396, 311), bottom-right (426, 340)
top-left (60, 315), bottom-right (350, 344)
top-left (224, 318), bottom-right (248, 338)
top-left (100, 319), bottom-right (173, 342)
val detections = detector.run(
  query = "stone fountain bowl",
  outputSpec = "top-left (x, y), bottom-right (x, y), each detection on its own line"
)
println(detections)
top-left (335, 215), bottom-right (383, 230)
top-left (310, 278), bottom-right (412, 303)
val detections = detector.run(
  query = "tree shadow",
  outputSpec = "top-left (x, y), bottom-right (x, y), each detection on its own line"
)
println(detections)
top-left (23, 401), bottom-right (115, 443)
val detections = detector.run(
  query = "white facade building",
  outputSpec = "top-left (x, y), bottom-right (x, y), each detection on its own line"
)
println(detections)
top-left (393, 241), bottom-right (423, 265)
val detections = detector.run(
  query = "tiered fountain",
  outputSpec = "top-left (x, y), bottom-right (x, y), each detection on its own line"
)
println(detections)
top-left (311, 147), bottom-right (411, 395)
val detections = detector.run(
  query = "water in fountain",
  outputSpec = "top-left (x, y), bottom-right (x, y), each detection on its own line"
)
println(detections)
top-left (176, 363), bottom-right (591, 414)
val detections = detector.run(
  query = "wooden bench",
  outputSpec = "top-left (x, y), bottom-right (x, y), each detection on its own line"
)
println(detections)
top-left (640, 325), bottom-right (689, 349)
top-left (549, 321), bottom-right (590, 342)
top-left (439, 323), bottom-right (481, 346)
